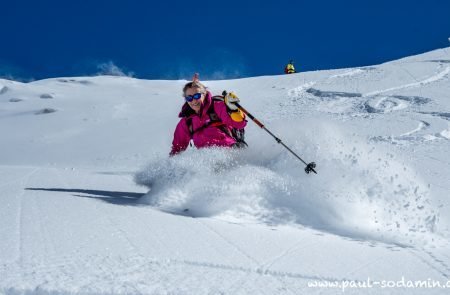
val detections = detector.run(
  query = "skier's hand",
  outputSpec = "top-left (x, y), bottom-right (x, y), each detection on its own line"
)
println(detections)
top-left (224, 92), bottom-right (240, 111)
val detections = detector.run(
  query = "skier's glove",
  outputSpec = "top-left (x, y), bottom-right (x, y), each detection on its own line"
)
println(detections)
top-left (224, 92), bottom-right (240, 111)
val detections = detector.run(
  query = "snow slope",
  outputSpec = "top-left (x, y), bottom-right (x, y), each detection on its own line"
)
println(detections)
top-left (1, 47), bottom-right (450, 294)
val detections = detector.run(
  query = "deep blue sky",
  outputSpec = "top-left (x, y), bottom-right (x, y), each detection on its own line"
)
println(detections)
top-left (1, 0), bottom-right (449, 81)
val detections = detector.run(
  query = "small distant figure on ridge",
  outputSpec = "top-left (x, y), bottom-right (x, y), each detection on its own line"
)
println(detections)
top-left (284, 60), bottom-right (296, 74)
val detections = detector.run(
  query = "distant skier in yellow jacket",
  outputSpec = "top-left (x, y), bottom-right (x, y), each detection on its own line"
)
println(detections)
top-left (284, 60), bottom-right (296, 74)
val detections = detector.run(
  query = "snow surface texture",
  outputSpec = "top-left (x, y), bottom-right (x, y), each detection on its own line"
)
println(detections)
top-left (1, 47), bottom-right (450, 294)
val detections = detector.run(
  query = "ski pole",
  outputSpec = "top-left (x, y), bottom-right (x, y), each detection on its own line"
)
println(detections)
top-left (234, 102), bottom-right (317, 174)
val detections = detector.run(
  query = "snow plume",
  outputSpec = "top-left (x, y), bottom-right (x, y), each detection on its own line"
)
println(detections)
top-left (0, 62), bottom-right (33, 82)
top-left (282, 119), bottom-right (440, 245)
top-left (96, 61), bottom-right (134, 77)
top-left (166, 49), bottom-right (249, 80)
top-left (135, 118), bottom-right (440, 245)
top-left (169, 62), bottom-right (247, 81)
top-left (135, 148), bottom-right (294, 222)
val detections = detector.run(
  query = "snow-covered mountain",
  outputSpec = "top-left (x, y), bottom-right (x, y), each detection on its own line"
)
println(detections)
top-left (1, 47), bottom-right (450, 294)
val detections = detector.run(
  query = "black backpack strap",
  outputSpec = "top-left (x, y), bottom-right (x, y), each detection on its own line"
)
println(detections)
top-left (208, 96), bottom-right (224, 121)
top-left (185, 116), bottom-right (194, 137)
top-left (211, 95), bottom-right (225, 101)
top-left (189, 97), bottom-right (224, 136)
top-left (185, 116), bottom-right (194, 147)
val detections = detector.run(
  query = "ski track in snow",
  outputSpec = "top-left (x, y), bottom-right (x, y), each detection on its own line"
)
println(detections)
top-left (399, 120), bottom-right (430, 137)
top-left (286, 64), bottom-right (448, 115)
top-left (408, 248), bottom-right (450, 279)
top-left (329, 68), bottom-right (366, 79)
top-left (194, 219), bottom-right (301, 295)
top-left (364, 66), bottom-right (450, 97)
top-left (369, 120), bottom-right (440, 144)
top-left (281, 61), bottom-right (450, 154)
top-left (16, 168), bottom-right (40, 267)
top-left (1, 253), bottom-right (359, 292)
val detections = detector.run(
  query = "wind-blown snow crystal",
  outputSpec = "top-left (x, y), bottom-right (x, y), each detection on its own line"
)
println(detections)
top-left (135, 117), bottom-right (440, 245)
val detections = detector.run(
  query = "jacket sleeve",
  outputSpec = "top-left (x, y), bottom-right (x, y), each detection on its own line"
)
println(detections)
top-left (170, 119), bottom-right (191, 156)
top-left (214, 101), bottom-right (247, 129)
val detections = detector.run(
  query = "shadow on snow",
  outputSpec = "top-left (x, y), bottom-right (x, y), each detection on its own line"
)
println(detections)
top-left (25, 187), bottom-right (145, 206)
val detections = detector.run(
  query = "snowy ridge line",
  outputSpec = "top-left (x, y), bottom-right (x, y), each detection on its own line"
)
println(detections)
top-left (364, 66), bottom-right (450, 97)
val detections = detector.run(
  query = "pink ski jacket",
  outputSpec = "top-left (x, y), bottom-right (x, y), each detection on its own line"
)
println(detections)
top-left (170, 91), bottom-right (247, 155)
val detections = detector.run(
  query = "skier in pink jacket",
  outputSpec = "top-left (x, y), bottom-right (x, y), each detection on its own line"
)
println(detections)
top-left (170, 76), bottom-right (247, 156)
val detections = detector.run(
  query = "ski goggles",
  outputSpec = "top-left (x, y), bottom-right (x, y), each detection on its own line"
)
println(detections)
top-left (185, 92), bottom-right (202, 102)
